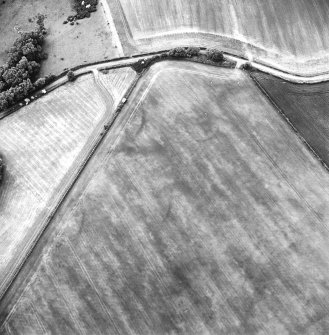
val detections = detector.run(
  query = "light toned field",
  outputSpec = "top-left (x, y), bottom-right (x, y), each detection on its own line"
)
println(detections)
top-left (252, 72), bottom-right (329, 169)
top-left (108, 0), bottom-right (329, 75)
top-left (0, 67), bottom-right (136, 298)
top-left (4, 61), bottom-right (329, 334)
top-left (0, 0), bottom-right (122, 76)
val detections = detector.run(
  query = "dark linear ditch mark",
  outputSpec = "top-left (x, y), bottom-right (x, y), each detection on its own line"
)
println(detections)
top-left (249, 72), bottom-right (329, 175)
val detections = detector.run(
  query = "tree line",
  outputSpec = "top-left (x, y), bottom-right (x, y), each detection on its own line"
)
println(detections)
top-left (0, 14), bottom-right (53, 112)
top-left (132, 47), bottom-right (226, 73)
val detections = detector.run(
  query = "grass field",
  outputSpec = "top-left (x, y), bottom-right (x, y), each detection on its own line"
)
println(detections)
top-left (108, 0), bottom-right (329, 75)
top-left (4, 61), bottom-right (329, 334)
top-left (252, 72), bottom-right (329, 169)
top-left (0, 67), bottom-right (136, 300)
top-left (0, 0), bottom-right (122, 76)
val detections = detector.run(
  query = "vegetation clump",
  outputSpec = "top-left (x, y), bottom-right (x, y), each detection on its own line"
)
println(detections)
top-left (206, 48), bottom-right (224, 62)
top-left (67, 70), bottom-right (76, 82)
top-left (241, 62), bottom-right (252, 71)
top-left (168, 47), bottom-right (188, 58)
top-left (167, 47), bottom-right (200, 59)
top-left (0, 14), bottom-right (49, 112)
top-left (132, 54), bottom-right (167, 73)
top-left (65, 0), bottom-right (98, 23)
top-left (186, 47), bottom-right (200, 58)
top-left (132, 47), bottom-right (231, 74)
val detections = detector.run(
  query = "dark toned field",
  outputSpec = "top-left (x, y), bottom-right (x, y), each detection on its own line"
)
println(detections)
top-left (252, 72), bottom-right (329, 168)
top-left (108, 0), bottom-right (329, 75)
top-left (3, 62), bottom-right (329, 334)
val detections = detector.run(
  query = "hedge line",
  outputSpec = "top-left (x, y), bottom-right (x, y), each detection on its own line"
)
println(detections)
top-left (132, 47), bottom-right (227, 73)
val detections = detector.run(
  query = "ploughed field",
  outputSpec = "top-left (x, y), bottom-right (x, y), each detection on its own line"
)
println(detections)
top-left (0, 68), bottom-right (136, 299)
top-left (252, 72), bottom-right (329, 169)
top-left (4, 62), bottom-right (329, 334)
top-left (109, 0), bottom-right (329, 75)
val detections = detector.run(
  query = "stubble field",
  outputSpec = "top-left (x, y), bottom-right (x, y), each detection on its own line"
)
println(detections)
top-left (3, 62), bottom-right (329, 334)
top-left (252, 72), bottom-right (329, 169)
top-left (0, 67), bottom-right (136, 300)
top-left (108, 0), bottom-right (329, 75)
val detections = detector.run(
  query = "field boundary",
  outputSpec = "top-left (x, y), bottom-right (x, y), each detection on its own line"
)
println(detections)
top-left (99, 0), bottom-right (124, 57)
top-left (250, 73), bottom-right (329, 175)
top-left (0, 69), bottom-right (142, 325)
top-left (2, 48), bottom-right (329, 121)
top-left (104, 0), bottom-right (329, 78)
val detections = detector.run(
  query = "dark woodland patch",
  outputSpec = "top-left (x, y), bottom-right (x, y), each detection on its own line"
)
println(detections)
top-left (64, 0), bottom-right (98, 23)
top-left (0, 14), bottom-right (53, 112)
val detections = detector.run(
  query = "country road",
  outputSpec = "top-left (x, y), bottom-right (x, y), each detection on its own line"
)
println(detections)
top-left (46, 51), bottom-right (329, 95)
top-left (1, 48), bottom-right (328, 121)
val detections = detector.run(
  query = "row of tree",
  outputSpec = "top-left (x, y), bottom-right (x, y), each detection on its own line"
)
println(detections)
top-left (132, 47), bottom-right (225, 73)
top-left (168, 47), bottom-right (224, 62)
top-left (0, 14), bottom-right (52, 112)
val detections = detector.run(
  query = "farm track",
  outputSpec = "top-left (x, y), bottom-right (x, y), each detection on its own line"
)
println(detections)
top-left (3, 44), bottom-right (329, 121)
top-left (57, 51), bottom-right (329, 84)
top-left (2, 43), bottom-right (329, 122)
top-left (99, 0), bottom-right (124, 57)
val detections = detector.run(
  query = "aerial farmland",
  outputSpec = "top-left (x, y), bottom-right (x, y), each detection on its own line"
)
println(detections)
top-left (1, 1), bottom-right (329, 335)
top-left (108, 0), bottom-right (329, 75)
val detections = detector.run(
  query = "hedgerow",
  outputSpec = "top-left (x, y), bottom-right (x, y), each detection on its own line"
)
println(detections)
top-left (186, 47), bottom-right (201, 57)
top-left (132, 54), bottom-right (168, 73)
top-left (64, 0), bottom-right (98, 24)
top-left (132, 47), bottom-right (229, 73)
top-left (0, 14), bottom-right (49, 112)
top-left (168, 47), bottom-right (188, 58)
top-left (206, 49), bottom-right (224, 62)
top-left (67, 70), bottom-right (76, 81)
top-left (167, 47), bottom-right (225, 63)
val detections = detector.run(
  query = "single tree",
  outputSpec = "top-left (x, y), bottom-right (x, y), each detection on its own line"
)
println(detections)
top-left (206, 49), bottom-right (224, 62)
top-left (67, 70), bottom-right (76, 82)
